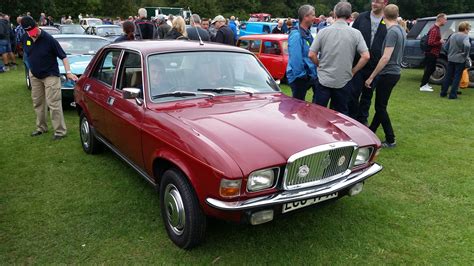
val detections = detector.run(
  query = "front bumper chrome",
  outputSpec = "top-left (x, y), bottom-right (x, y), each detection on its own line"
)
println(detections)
top-left (206, 163), bottom-right (382, 211)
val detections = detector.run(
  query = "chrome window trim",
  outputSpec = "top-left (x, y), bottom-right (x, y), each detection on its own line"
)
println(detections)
top-left (283, 141), bottom-right (358, 190)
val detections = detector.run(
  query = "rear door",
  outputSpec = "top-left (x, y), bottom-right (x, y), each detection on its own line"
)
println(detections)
top-left (104, 50), bottom-right (145, 168)
top-left (85, 49), bottom-right (122, 138)
top-left (259, 40), bottom-right (285, 80)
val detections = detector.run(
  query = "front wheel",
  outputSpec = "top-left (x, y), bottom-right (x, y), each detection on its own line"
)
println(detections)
top-left (79, 113), bottom-right (103, 154)
top-left (160, 169), bottom-right (206, 249)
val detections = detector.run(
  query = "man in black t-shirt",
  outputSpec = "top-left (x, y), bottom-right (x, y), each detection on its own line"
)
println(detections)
top-left (21, 16), bottom-right (78, 140)
top-left (211, 15), bottom-right (235, 45)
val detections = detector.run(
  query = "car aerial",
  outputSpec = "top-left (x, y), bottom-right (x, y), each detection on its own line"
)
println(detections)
top-left (237, 34), bottom-right (288, 82)
top-left (39, 26), bottom-right (60, 35)
top-left (403, 13), bottom-right (474, 86)
top-left (79, 18), bottom-right (103, 29)
top-left (85, 25), bottom-right (123, 42)
top-left (239, 22), bottom-right (278, 37)
top-left (24, 35), bottom-right (110, 105)
top-left (74, 40), bottom-right (383, 249)
top-left (59, 24), bottom-right (86, 34)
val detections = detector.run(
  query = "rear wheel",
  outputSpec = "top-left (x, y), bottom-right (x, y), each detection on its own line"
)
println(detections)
top-left (160, 169), bottom-right (206, 249)
top-left (401, 56), bottom-right (410, 68)
top-left (429, 58), bottom-right (448, 85)
top-left (79, 112), bottom-right (103, 154)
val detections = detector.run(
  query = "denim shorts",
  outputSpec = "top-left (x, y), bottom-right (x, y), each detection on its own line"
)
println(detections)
top-left (0, 39), bottom-right (10, 54)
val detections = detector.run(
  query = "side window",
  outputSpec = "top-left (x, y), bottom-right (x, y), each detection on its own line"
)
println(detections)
top-left (262, 41), bottom-right (281, 55)
top-left (239, 40), bottom-right (250, 50)
top-left (117, 52), bottom-right (142, 91)
top-left (249, 40), bottom-right (261, 53)
top-left (92, 49), bottom-right (121, 86)
top-left (263, 25), bottom-right (271, 34)
top-left (417, 21), bottom-right (435, 39)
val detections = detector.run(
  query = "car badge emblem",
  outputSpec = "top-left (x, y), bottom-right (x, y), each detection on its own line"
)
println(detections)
top-left (321, 154), bottom-right (331, 169)
top-left (297, 165), bottom-right (310, 178)
top-left (337, 155), bottom-right (346, 167)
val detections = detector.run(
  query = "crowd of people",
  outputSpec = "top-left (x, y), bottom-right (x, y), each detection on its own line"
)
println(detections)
top-left (0, 2), bottom-right (472, 145)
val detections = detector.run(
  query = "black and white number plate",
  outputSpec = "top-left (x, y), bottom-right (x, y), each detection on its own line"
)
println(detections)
top-left (282, 192), bottom-right (338, 213)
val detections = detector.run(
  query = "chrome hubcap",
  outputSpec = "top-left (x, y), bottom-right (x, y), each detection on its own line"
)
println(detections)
top-left (80, 118), bottom-right (90, 149)
top-left (164, 184), bottom-right (185, 235)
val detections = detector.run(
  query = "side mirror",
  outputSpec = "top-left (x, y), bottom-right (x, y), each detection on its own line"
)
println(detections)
top-left (123, 88), bottom-right (141, 99)
top-left (275, 79), bottom-right (281, 85)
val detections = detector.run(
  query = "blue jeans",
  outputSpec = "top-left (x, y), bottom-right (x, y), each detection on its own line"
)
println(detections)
top-left (313, 79), bottom-right (352, 115)
top-left (441, 62), bottom-right (465, 99)
top-left (289, 76), bottom-right (317, 102)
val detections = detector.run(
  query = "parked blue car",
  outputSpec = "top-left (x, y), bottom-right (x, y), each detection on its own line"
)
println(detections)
top-left (403, 13), bottom-right (474, 85)
top-left (239, 22), bottom-right (278, 37)
top-left (25, 35), bottom-right (110, 105)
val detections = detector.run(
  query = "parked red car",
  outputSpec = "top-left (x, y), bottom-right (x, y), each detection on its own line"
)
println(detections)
top-left (74, 40), bottom-right (383, 249)
top-left (238, 34), bottom-right (288, 81)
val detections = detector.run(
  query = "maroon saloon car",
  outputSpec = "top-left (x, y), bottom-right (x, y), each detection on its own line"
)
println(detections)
top-left (74, 40), bottom-right (383, 249)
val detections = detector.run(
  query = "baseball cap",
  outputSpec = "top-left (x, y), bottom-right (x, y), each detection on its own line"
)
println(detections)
top-left (212, 15), bottom-right (226, 24)
top-left (21, 16), bottom-right (39, 37)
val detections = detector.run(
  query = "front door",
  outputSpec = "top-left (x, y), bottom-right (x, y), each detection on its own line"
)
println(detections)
top-left (86, 49), bottom-right (121, 138)
top-left (104, 51), bottom-right (145, 168)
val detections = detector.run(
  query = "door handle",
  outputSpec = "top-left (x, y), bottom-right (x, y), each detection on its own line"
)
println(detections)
top-left (107, 96), bottom-right (115, 106)
top-left (84, 84), bottom-right (91, 92)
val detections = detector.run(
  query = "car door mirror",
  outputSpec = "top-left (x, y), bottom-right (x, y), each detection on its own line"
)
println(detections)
top-left (123, 88), bottom-right (141, 99)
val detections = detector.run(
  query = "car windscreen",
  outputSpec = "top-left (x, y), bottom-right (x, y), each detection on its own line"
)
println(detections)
top-left (96, 27), bottom-right (122, 36)
top-left (41, 28), bottom-right (60, 35)
top-left (88, 19), bottom-right (103, 26)
top-left (60, 25), bottom-right (85, 34)
top-left (57, 38), bottom-right (110, 55)
top-left (147, 51), bottom-right (280, 102)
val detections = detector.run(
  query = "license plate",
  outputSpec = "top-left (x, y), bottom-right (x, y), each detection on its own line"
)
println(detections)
top-left (282, 192), bottom-right (338, 214)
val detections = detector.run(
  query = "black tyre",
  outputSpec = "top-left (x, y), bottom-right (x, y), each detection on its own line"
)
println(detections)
top-left (429, 58), bottom-right (448, 85)
top-left (160, 169), bottom-right (206, 249)
top-left (401, 56), bottom-right (410, 68)
top-left (79, 112), bottom-right (103, 154)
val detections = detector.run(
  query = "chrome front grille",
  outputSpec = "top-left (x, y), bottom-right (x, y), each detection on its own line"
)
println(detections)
top-left (284, 143), bottom-right (357, 190)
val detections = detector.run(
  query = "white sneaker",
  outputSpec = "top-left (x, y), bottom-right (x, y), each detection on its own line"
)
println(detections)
top-left (426, 84), bottom-right (433, 89)
top-left (420, 85), bottom-right (434, 92)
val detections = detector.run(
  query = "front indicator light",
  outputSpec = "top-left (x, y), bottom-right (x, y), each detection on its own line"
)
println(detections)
top-left (220, 179), bottom-right (241, 198)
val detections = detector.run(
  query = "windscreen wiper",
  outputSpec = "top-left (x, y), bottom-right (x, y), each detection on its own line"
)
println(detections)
top-left (197, 87), bottom-right (254, 95)
top-left (152, 91), bottom-right (215, 100)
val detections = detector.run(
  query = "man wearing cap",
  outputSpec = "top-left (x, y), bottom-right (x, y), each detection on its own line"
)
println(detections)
top-left (155, 15), bottom-right (171, 39)
top-left (211, 15), bottom-right (234, 45)
top-left (20, 16), bottom-right (78, 140)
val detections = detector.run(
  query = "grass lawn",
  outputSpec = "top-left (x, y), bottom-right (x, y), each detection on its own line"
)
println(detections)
top-left (0, 61), bottom-right (472, 264)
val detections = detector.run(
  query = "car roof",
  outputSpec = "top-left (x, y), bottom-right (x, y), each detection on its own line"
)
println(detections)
top-left (107, 40), bottom-right (252, 55)
top-left (418, 13), bottom-right (474, 21)
top-left (244, 22), bottom-right (277, 26)
top-left (82, 18), bottom-right (102, 21)
top-left (59, 24), bottom-right (82, 27)
top-left (39, 26), bottom-right (58, 29)
top-left (53, 34), bottom-right (109, 41)
top-left (239, 34), bottom-right (288, 41)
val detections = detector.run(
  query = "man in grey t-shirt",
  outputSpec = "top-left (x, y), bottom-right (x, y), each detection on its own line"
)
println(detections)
top-left (308, 2), bottom-right (370, 115)
top-left (364, 4), bottom-right (406, 148)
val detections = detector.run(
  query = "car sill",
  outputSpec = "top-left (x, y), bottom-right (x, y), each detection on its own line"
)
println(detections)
top-left (93, 128), bottom-right (157, 187)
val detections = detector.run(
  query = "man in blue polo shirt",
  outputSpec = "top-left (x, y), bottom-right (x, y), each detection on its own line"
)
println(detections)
top-left (21, 16), bottom-right (78, 140)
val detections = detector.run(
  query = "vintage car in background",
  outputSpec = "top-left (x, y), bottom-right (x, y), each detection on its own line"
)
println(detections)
top-left (249, 13), bottom-right (272, 22)
top-left (24, 35), bottom-right (110, 105)
top-left (74, 40), bottom-right (383, 249)
top-left (59, 24), bottom-right (86, 34)
top-left (239, 22), bottom-right (278, 37)
top-left (85, 25), bottom-right (122, 42)
top-left (238, 34), bottom-right (288, 81)
top-left (79, 18), bottom-right (103, 29)
top-left (403, 13), bottom-right (474, 86)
